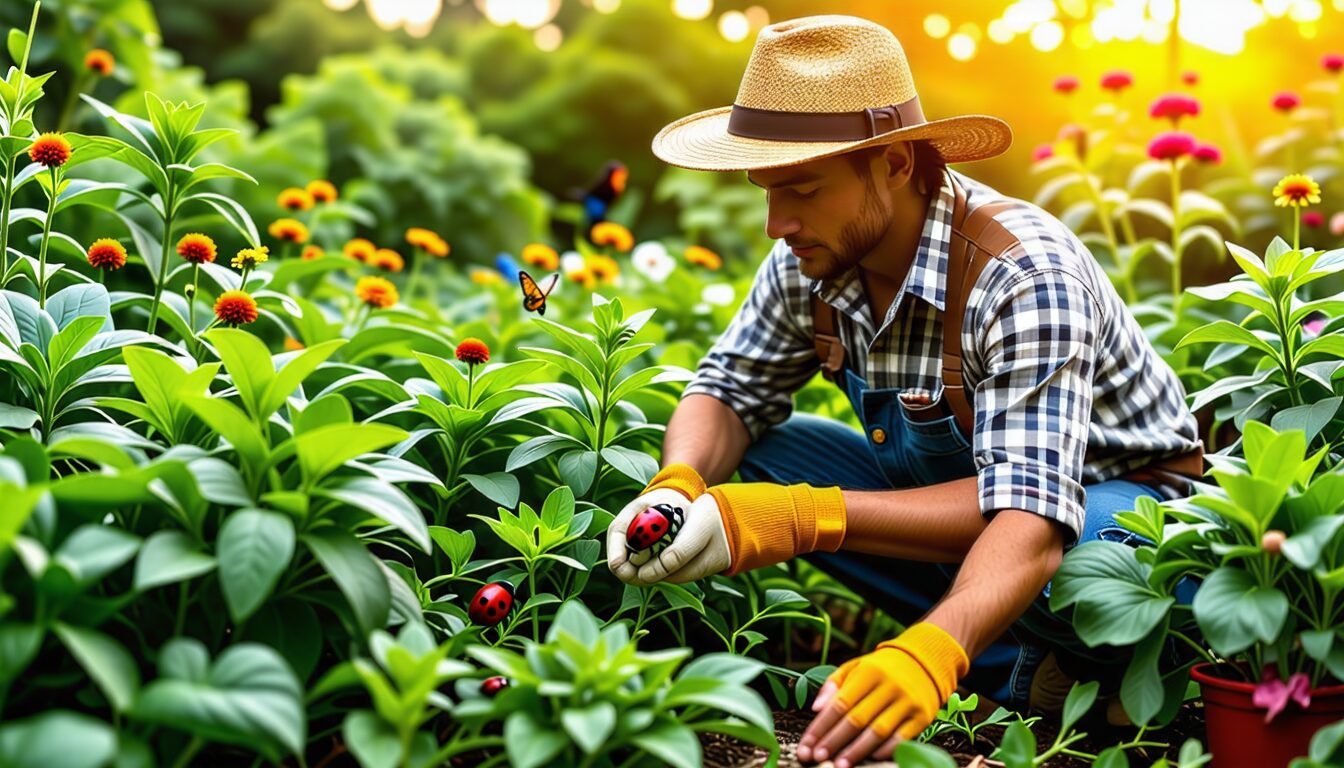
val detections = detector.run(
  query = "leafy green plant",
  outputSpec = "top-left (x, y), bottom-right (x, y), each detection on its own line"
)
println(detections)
top-left (919, 691), bottom-right (1038, 747)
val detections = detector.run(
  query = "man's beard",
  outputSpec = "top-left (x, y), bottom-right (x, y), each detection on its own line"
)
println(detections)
top-left (794, 176), bottom-right (892, 282)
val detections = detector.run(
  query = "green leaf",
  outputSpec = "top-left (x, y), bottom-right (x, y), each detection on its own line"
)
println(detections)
top-left (1175, 320), bottom-right (1278, 357)
top-left (343, 710), bottom-right (401, 768)
top-left (218, 509), bottom-right (295, 623)
top-left (1096, 746), bottom-right (1131, 768)
top-left (894, 742), bottom-right (959, 768)
top-left (558, 450), bottom-right (597, 496)
top-left (1270, 398), bottom-right (1341, 444)
top-left (679, 654), bottom-right (766, 686)
top-left (1120, 623), bottom-right (1169, 726)
top-left (631, 720), bottom-right (702, 768)
top-left (315, 477), bottom-right (429, 553)
top-left (1049, 542), bottom-right (1174, 647)
top-left (293, 423), bottom-right (408, 485)
top-left (600, 445), bottom-right (659, 485)
top-left (205, 328), bottom-right (274, 420)
top-left (993, 721), bottom-right (1037, 768)
top-left (463, 472), bottom-right (520, 508)
top-left (664, 677), bottom-right (774, 732)
top-left (561, 702), bottom-right (617, 755)
top-left (133, 530), bottom-right (216, 591)
top-left (260, 338), bottom-right (346, 418)
top-left (44, 284), bottom-right (110, 331)
top-left (506, 434), bottom-right (582, 472)
top-left (1192, 566), bottom-right (1289, 656)
top-left (429, 527), bottom-right (475, 572)
top-left (132, 639), bottom-right (305, 757)
top-left (0, 623), bottom-right (43, 691)
top-left (0, 711), bottom-right (117, 768)
top-left (54, 525), bottom-right (142, 586)
top-left (302, 529), bottom-right (390, 635)
top-left (1060, 680), bottom-right (1100, 735)
top-left (54, 623), bottom-right (140, 713)
top-left (184, 394), bottom-right (269, 471)
top-left (504, 711), bottom-right (568, 768)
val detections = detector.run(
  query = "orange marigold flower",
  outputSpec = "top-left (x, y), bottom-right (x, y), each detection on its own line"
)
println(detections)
top-left (231, 246), bottom-right (269, 270)
top-left (214, 290), bottom-right (258, 326)
top-left (587, 255), bottom-right (620, 283)
top-left (590, 222), bottom-right (634, 252)
top-left (566, 268), bottom-right (596, 289)
top-left (176, 233), bottom-right (217, 264)
top-left (355, 276), bottom-right (398, 308)
top-left (455, 337), bottom-right (490, 365)
top-left (373, 248), bottom-right (404, 272)
top-left (685, 245), bottom-right (723, 270)
top-left (343, 238), bottom-right (376, 263)
top-left (405, 227), bottom-right (437, 249)
top-left (277, 187), bottom-right (314, 212)
top-left (268, 218), bottom-right (310, 244)
top-left (522, 243), bottom-right (560, 270)
top-left (84, 49), bottom-right (115, 76)
top-left (284, 336), bottom-right (306, 351)
top-left (306, 179), bottom-right (338, 203)
top-left (425, 236), bottom-right (450, 258)
top-left (301, 245), bottom-right (324, 261)
top-left (1274, 174), bottom-right (1322, 208)
top-left (471, 268), bottom-right (503, 285)
top-left (86, 238), bottom-right (127, 270)
top-left (29, 133), bottom-right (71, 168)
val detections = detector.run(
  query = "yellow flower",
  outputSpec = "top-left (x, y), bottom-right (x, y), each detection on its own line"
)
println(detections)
top-left (471, 268), bottom-right (503, 285)
top-left (283, 336), bottom-right (306, 351)
top-left (231, 245), bottom-right (270, 270)
top-left (586, 255), bottom-right (620, 283)
top-left (566, 268), bottom-right (597, 290)
top-left (277, 187), bottom-right (315, 212)
top-left (685, 245), bottom-right (723, 270)
top-left (1274, 173), bottom-right (1322, 208)
top-left (306, 179), bottom-right (338, 203)
top-left (373, 248), bottom-right (405, 272)
top-left (301, 245), bottom-right (324, 261)
top-left (405, 227), bottom-right (438, 249)
top-left (268, 218), bottom-right (310, 244)
top-left (343, 238), bottom-right (376, 263)
top-left (522, 243), bottom-right (560, 271)
top-left (590, 222), bottom-right (634, 252)
top-left (356, 276), bottom-right (399, 308)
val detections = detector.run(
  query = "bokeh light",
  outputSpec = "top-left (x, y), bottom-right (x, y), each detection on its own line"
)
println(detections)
top-left (719, 10), bottom-right (750, 41)
top-left (947, 32), bottom-right (977, 61)
top-left (672, 0), bottom-right (712, 21)
top-left (923, 13), bottom-right (951, 39)
top-left (1029, 20), bottom-right (1064, 51)
top-left (534, 22), bottom-right (563, 50)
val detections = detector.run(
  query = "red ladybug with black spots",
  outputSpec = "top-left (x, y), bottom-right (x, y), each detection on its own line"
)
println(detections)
top-left (626, 503), bottom-right (684, 560)
top-left (468, 581), bottom-right (514, 626)
top-left (480, 676), bottom-right (510, 696)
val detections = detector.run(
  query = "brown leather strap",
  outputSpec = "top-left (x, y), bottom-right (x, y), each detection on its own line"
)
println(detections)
top-left (727, 97), bottom-right (927, 142)
top-left (812, 292), bottom-right (843, 380)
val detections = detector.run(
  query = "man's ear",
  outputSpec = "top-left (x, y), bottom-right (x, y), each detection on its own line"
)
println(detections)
top-left (881, 141), bottom-right (918, 192)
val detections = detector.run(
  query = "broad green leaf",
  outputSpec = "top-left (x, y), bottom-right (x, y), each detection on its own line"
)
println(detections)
top-left (561, 702), bottom-right (616, 755)
top-left (205, 328), bottom-right (274, 420)
top-left (260, 338), bottom-right (346, 417)
top-left (293, 423), bottom-right (408, 485)
top-left (133, 530), bottom-right (216, 591)
top-left (303, 529), bottom-right (390, 635)
top-left (315, 477), bottom-right (429, 553)
top-left (895, 742), bottom-right (959, 768)
top-left (1175, 320), bottom-right (1278, 357)
top-left (54, 623), bottom-right (140, 712)
top-left (600, 445), bottom-right (659, 485)
top-left (631, 720), bottom-right (702, 768)
top-left (679, 654), bottom-right (765, 686)
top-left (54, 525), bottom-right (142, 586)
top-left (1060, 679), bottom-right (1100, 735)
top-left (504, 711), bottom-right (568, 768)
top-left (1049, 541), bottom-right (1174, 646)
top-left (0, 711), bottom-right (117, 768)
top-left (183, 395), bottom-right (269, 471)
top-left (993, 721), bottom-right (1037, 768)
top-left (1192, 566), bottom-right (1289, 656)
top-left (463, 472), bottom-right (519, 509)
top-left (342, 710), bottom-right (401, 768)
top-left (664, 677), bottom-right (774, 732)
top-left (218, 509), bottom-right (295, 622)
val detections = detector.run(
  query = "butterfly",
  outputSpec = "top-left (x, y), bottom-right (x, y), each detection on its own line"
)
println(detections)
top-left (519, 269), bottom-right (560, 315)
top-left (573, 160), bottom-right (627, 229)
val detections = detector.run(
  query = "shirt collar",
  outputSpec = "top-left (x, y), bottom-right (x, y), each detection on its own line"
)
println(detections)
top-left (810, 167), bottom-right (957, 317)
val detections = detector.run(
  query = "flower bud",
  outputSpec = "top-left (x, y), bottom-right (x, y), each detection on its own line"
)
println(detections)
top-left (1262, 530), bottom-right (1286, 555)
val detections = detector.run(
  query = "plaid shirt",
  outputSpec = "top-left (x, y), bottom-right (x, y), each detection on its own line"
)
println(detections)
top-left (683, 168), bottom-right (1201, 539)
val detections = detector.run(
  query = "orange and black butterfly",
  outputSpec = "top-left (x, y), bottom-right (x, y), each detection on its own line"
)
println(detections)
top-left (519, 270), bottom-right (560, 315)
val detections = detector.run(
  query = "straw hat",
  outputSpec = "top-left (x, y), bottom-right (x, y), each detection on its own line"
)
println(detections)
top-left (652, 15), bottom-right (1013, 172)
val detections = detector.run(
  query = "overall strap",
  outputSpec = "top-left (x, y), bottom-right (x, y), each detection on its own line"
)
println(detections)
top-left (812, 291), bottom-right (844, 381)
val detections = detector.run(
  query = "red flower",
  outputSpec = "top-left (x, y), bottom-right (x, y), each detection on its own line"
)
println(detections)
top-left (86, 238), bottom-right (126, 270)
top-left (455, 338), bottom-right (490, 365)
top-left (1032, 144), bottom-right (1054, 162)
top-left (1273, 92), bottom-right (1301, 113)
top-left (1304, 211), bottom-right (1325, 228)
top-left (1100, 70), bottom-right (1133, 92)
top-left (1053, 75), bottom-right (1079, 94)
top-left (1192, 143), bottom-right (1223, 165)
top-left (1149, 94), bottom-right (1200, 123)
top-left (1181, 70), bottom-right (1199, 86)
top-left (1147, 131), bottom-right (1196, 161)
top-left (214, 290), bottom-right (258, 326)
top-left (1324, 53), bottom-right (1344, 74)
top-left (176, 233), bottom-right (217, 264)
top-left (28, 133), bottom-right (71, 167)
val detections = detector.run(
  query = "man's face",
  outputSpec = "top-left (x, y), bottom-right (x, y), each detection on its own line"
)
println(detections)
top-left (746, 148), bottom-right (897, 281)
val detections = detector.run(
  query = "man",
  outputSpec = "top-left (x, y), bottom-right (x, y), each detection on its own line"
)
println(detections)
top-left (605, 15), bottom-right (1202, 768)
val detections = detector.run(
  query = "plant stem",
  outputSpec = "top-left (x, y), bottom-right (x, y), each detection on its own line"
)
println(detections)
top-left (146, 190), bottom-right (176, 333)
top-left (36, 167), bottom-right (57, 307)
top-left (0, 154), bottom-right (15, 282)
top-left (407, 247), bottom-right (424, 302)
top-left (188, 263), bottom-right (199, 332)
top-left (170, 737), bottom-right (203, 768)
top-left (1294, 208), bottom-right (1302, 252)
top-left (1169, 159), bottom-right (1184, 322)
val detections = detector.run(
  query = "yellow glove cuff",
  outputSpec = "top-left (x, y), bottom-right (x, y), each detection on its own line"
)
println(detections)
top-left (707, 482), bottom-right (847, 576)
top-left (640, 463), bottom-right (707, 500)
top-left (875, 622), bottom-right (970, 702)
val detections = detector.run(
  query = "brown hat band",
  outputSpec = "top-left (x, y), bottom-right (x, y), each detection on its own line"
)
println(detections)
top-left (726, 96), bottom-right (926, 142)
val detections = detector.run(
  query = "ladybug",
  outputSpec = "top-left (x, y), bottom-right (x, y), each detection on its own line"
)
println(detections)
top-left (626, 503), bottom-right (684, 561)
top-left (468, 581), bottom-right (514, 626)
top-left (480, 676), bottom-right (510, 697)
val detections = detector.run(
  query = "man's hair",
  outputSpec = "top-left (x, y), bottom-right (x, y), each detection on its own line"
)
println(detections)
top-left (844, 140), bottom-right (947, 194)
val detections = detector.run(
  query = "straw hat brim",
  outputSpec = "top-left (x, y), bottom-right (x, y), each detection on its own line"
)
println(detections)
top-left (652, 105), bottom-right (1014, 172)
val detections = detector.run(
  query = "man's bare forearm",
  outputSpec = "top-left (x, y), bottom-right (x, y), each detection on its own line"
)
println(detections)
top-left (922, 509), bottom-right (1065, 659)
top-left (838, 478), bottom-right (989, 562)
top-left (659, 394), bottom-right (753, 485)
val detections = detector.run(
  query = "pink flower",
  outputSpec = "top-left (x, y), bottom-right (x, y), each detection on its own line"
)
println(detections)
top-left (1193, 143), bottom-right (1223, 164)
top-left (1032, 144), bottom-right (1055, 161)
top-left (1324, 53), bottom-right (1344, 74)
top-left (1147, 131), bottom-right (1196, 161)
top-left (1273, 92), bottom-right (1302, 113)
top-left (1330, 211), bottom-right (1344, 236)
top-left (1182, 70), bottom-right (1199, 86)
top-left (1304, 210), bottom-right (1325, 228)
top-left (1253, 670), bottom-right (1312, 724)
top-left (1101, 70), bottom-right (1134, 92)
top-left (1053, 75), bottom-right (1080, 94)
top-left (1305, 317), bottom-right (1329, 336)
top-left (1150, 93), bottom-right (1201, 124)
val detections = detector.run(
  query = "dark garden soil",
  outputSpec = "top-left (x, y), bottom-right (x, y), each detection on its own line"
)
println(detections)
top-left (702, 700), bottom-right (1206, 767)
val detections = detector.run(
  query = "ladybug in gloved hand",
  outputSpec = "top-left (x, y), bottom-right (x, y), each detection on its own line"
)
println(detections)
top-left (625, 503), bottom-right (684, 566)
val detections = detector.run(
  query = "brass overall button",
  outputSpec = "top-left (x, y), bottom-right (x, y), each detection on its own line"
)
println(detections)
top-left (871, 427), bottom-right (887, 445)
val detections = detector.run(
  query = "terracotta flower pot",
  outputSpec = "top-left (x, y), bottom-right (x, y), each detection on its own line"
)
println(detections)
top-left (1192, 662), bottom-right (1344, 768)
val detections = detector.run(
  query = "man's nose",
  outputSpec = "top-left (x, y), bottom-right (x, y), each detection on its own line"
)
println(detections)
top-left (765, 199), bottom-right (801, 241)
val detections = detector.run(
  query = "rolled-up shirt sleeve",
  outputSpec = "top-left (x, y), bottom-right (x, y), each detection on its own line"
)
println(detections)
top-left (971, 267), bottom-right (1100, 542)
top-left (681, 244), bottom-right (819, 441)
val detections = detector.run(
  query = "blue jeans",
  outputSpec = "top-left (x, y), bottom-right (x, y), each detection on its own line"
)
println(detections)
top-left (737, 368), bottom-right (1164, 707)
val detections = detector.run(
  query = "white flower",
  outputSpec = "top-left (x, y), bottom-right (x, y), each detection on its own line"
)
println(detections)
top-left (560, 250), bottom-right (585, 273)
top-left (701, 283), bottom-right (736, 306)
top-left (631, 241), bottom-right (674, 283)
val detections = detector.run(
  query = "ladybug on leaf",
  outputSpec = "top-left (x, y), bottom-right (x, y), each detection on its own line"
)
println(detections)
top-left (480, 676), bottom-right (510, 697)
top-left (625, 503), bottom-right (684, 567)
top-left (468, 581), bottom-right (515, 626)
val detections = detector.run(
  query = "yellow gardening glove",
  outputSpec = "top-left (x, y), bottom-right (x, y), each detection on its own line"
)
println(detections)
top-left (799, 622), bottom-right (970, 765)
top-left (640, 463), bottom-right (706, 499)
top-left (607, 464), bottom-right (707, 584)
top-left (707, 481), bottom-right (847, 577)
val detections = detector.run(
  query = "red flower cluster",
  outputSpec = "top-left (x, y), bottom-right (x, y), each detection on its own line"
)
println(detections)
top-left (1192, 143), bottom-right (1223, 165)
top-left (1324, 53), bottom-right (1344, 74)
top-left (176, 233), bottom-right (217, 264)
top-left (86, 238), bottom-right (127, 270)
top-left (1304, 211), bottom-right (1325, 228)
top-left (1273, 92), bottom-right (1301, 113)
top-left (29, 133), bottom-right (71, 168)
top-left (1181, 70), bottom-right (1199, 86)
top-left (214, 291), bottom-right (258, 326)
top-left (1100, 70), bottom-right (1133, 92)
top-left (455, 338), bottom-right (490, 365)
top-left (1147, 131), bottom-right (1196, 161)
top-left (1053, 75), bottom-right (1079, 94)
top-left (1032, 144), bottom-right (1054, 162)
top-left (1149, 94), bottom-right (1200, 124)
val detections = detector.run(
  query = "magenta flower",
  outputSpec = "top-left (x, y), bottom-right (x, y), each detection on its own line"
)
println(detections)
top-left (1273, 92), bottom-right (1302, 113)
top-left (1032, 143), bottom-right (1055, 162)
top-left (1150, 93), bottom-right (1201, 124)
top-left (1148, 131), bottom-right (1196, 161)
top-left (1053, 75), bottom-right (1080, 94)
top-left (1101, 70), bottom-right (1134, 92)
top-left (1253, 670), bottom-right (1312, 724)
top-left (1324, 53), bottom-right (1344, 74)
top-left (1182, 70), bottom-right (1199, 86)
top-left (1304, 210), bottom-right (1325, 228)
top-left (1193, 143), bottom-right (1223, 164)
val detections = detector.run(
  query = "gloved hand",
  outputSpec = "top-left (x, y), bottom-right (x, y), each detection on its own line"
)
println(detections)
top-left (607, 463), bottom-right (706, 584)
top-left (611, 479), bottom-right (848, 586)
top-left (797, 622), bottom-right (969, 767)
